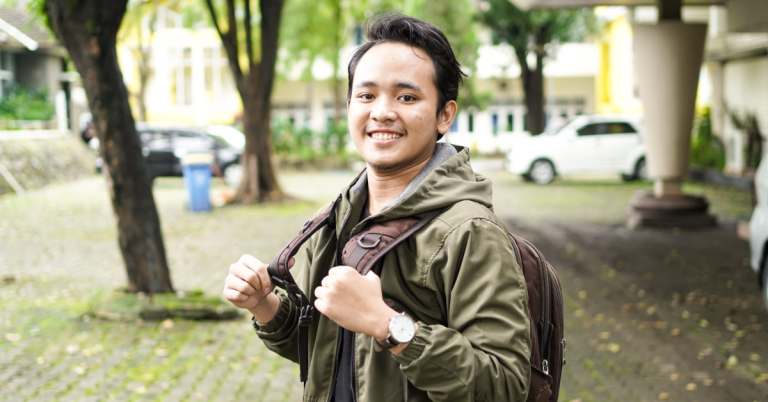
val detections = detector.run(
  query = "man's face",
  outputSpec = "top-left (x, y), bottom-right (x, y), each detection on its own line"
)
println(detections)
top-left (348, 42), bottom-right (455, 173)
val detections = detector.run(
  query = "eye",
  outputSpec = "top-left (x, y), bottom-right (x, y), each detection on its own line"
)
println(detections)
top-left (359, 93), bottom-right (374, 100)
top-left (400, 95), bottom-right (416, 102)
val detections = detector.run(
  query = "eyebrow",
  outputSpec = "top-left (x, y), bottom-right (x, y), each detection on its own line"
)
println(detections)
top-left (354, 80), bottom-right (423, 93)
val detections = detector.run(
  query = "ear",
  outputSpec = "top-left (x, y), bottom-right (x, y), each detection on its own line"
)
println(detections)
top-left (347, 101), bottom-right (350, 110)
top-left (436, 100), bottom-right (458, 135)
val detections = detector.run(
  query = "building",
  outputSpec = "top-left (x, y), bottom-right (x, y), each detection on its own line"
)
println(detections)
top-left (0, 6), bottom-right (73, 130)
top-left (117, 4), bottom-right (601, 154)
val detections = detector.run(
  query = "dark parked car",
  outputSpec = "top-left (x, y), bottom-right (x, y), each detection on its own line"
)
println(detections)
top-left (136, 124), bottom-right (244, 187)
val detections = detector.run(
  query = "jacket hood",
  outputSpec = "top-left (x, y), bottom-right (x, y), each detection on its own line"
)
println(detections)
top-left (336, 144), bottom-right (493, 233)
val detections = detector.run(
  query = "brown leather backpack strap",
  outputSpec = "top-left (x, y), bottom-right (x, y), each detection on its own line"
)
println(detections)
top-left (343, 208), bottom-right (445, 276)
top-left (266, 194), bottom-right (341, 383)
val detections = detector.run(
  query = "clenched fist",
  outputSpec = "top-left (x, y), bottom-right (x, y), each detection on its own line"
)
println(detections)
top-left (223, 254), bottom-right (293, 323)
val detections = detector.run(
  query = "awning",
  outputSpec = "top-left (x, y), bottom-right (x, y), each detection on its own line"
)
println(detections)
top-left (508, 0), bottom-right (727, 9)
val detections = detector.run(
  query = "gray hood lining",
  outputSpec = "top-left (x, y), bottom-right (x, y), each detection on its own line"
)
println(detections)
top-left (349, 142), bottom-right (458, 208)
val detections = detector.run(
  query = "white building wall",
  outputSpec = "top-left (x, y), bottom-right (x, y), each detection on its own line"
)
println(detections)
top-left (722, 56), bottom-right (768, 173)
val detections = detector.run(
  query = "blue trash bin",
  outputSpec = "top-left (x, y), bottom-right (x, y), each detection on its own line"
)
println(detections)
top-left (181, 153), bottom-right (214, 212)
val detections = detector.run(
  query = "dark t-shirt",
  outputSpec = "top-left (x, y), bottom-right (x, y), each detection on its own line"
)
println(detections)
top-left (330, 207), bottom-right (371, 402)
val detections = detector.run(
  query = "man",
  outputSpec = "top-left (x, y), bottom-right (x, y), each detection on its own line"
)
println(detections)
top-left (223, 14), bottom-right (531, 401)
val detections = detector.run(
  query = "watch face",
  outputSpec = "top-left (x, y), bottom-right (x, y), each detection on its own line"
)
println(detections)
top-left (389, 314), bottom-right (416, 343)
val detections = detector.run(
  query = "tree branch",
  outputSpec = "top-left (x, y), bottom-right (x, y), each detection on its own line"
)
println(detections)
top-left (205, 0), bottom-right (243, 83)
top-left (244, 0), bottom-right (254, 67)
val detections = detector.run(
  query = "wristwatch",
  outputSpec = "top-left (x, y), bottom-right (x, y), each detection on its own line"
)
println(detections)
top-left (375, 312), bottom-right (416, 352)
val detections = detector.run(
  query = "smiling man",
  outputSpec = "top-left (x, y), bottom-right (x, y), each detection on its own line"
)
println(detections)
top-left (223, 14), bottom-right (531, 402)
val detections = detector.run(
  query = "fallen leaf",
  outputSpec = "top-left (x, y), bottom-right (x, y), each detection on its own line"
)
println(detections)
top-left (607, 343), bottom-right (621, 353)
top-left (699, 319), bottom-right (709, 328)
top-left (160, 319), bottom-right (174, 330)
top-left (4, 333), bottom-right (20, 342)
top-left (726, 355), bottom-right (738, 370)
top-left (599, 332), bottom-right (611, 340)
top-left (750, 354), bottom-right (760, 362)
top-left (670, 373), bottom-right (679, 381)
top-left (658, 392), bottom-right (670, 400)
top-left (670, 328), bottom-right (681, 336)
top-left (702, 379), bottom-right (713, 386)
top-left (154, 348), bottom-right (169, 357)
top-left (36, 357), bottom-right (44, 365)
top-left (685, 383), bottom-right (697, 391)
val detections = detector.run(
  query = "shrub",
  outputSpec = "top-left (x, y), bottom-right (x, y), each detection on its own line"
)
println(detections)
top-left (690, 106), bottom-right (726, 170)
top-left (0, 86), bottom-right (56, 122)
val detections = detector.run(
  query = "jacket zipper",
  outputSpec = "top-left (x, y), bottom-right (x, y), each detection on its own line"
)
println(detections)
top-left (549, 262), bottom-right (565, 396)
top-left (524, 239), bottom-right (551, 371)
top-left (327, 204), bottom-right (353, 402)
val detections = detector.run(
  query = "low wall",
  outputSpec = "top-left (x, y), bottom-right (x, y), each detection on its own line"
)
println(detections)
top-left (0, 131), bottom-right (96, 196)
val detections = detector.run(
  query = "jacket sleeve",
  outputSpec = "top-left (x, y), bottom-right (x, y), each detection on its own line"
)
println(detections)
top-left (392, 218), bottom-right (531, 402)
top-left (251, 236), bottom-right (315, 364)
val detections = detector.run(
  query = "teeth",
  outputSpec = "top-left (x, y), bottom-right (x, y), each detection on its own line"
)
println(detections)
top-left (370, 133), bottom-right (403, 140)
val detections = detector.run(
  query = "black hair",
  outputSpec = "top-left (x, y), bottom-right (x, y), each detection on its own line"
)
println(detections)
top-left (347, 14), bottom-right (466, 140)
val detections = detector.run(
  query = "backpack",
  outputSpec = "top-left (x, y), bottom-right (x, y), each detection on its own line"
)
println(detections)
top-left (267, 196), bottom-right (565, 402)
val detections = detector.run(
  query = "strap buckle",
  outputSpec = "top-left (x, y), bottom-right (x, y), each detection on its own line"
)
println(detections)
top-left (299, 305), bottom-right (313, 326)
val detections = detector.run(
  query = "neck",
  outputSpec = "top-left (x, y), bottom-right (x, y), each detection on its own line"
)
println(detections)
top-left (366, 153), bottom-right (434, 215)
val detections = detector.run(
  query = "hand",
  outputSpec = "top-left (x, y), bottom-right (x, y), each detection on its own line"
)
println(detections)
top-left (313, 266), bottom-right (396, 339)
top-left (223, 254), bottom-right (293, 310)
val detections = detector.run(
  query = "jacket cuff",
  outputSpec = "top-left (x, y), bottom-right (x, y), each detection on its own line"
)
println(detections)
top-left (252, 292), bottom-right (296, 336)
top-left (392, 322), bottom-right (431, 366)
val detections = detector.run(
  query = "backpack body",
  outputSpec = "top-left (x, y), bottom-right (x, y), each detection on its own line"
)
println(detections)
top-left (268, 199), bottom-right (565, 401)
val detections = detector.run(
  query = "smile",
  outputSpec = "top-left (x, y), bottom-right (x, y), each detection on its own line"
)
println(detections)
top-left (369, 132), bottom-right (403, 140)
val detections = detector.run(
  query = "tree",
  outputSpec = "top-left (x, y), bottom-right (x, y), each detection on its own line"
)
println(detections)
top-left (204, 0), bottom-right (285, 203)
top-left (42, 0), bottom-right (174, 294)
top-left (480, 0), bottom-right (596, 135)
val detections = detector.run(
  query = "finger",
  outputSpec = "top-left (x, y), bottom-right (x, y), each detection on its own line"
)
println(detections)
top-left (364, 271), bottom-right (381, 283)
top-left (254, 266), bottom-right (272, 295)
top-left (239, 254), bottom-right (265, 271)
top-left (320, 276), bottom-right (332, 288)
top-left (314, 298), bottom-right (327, 315)
top-left (328, 266), bottom-right (354, 276)
top-left (223, 287), bottom-right (249, 302)
top-left (314, 286), bottom-right (328, 300)
top-left (288, 257), bottom-right (296, 269)
top-left (231, 263), bottom-right (260, 288)
top-left (226, 274), bottom-right (256, 295)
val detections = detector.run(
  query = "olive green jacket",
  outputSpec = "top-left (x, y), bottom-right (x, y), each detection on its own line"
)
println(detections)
top-left (254, 145), bottom-right (531, 402)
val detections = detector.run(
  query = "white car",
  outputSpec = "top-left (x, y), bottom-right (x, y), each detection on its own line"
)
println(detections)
top-left (506, 115), bottom-right (647, 184)
top-left (748, 159), bottom-right (768, 311)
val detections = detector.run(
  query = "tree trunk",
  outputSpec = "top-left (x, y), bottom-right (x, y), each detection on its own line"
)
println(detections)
top-left (222, 0), bottom-right (284, 203)
top-left (46, 0), bottom-right (174, 294)
top-left (514, 44), bottom-right (546, 135)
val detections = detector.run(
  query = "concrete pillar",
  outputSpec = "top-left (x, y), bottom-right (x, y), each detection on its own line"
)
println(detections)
top-left (633, 21), bottom-right (707, 197)
top-left (627, 0), bottom-right (717, 228)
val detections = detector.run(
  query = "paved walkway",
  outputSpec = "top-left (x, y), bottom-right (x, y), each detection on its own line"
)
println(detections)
top-left (1, 171), bottom-right (766, 401)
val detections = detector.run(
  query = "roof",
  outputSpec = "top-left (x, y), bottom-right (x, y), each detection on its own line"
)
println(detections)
top-left (510, 0), bottom-right (727, 8)
top-left (0, 7), bottom-right (59, 53)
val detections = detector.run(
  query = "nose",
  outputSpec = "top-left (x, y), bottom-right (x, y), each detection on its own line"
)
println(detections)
top-left (370, 96), bottom-right (397, 123)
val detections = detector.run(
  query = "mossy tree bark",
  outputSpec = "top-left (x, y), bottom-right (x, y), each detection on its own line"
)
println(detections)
top-left (45, 0), bottom-right (174, 294)
top-left (205, 0), bottom-right (285, 203)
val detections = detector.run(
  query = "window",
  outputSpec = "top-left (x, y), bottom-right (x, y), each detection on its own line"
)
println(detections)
top-left (507, 114), bottom-right (514, 131)
top-left (468, 114), bottom-right (474, 133)
top-left (140, 131), bottom-right (172, 151)
top-left (604, 122), bottom-right (637, 134)
top-left (577, 123), bottom-right (603, 136)
top-left (577, 122), bottom-right (637, 137)
top-left (170, 47), bottom-right (193, 106)
top-left (173, 131), bottom-right (214, 152)
top-left (492, 114), bottom-right (498, 133)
